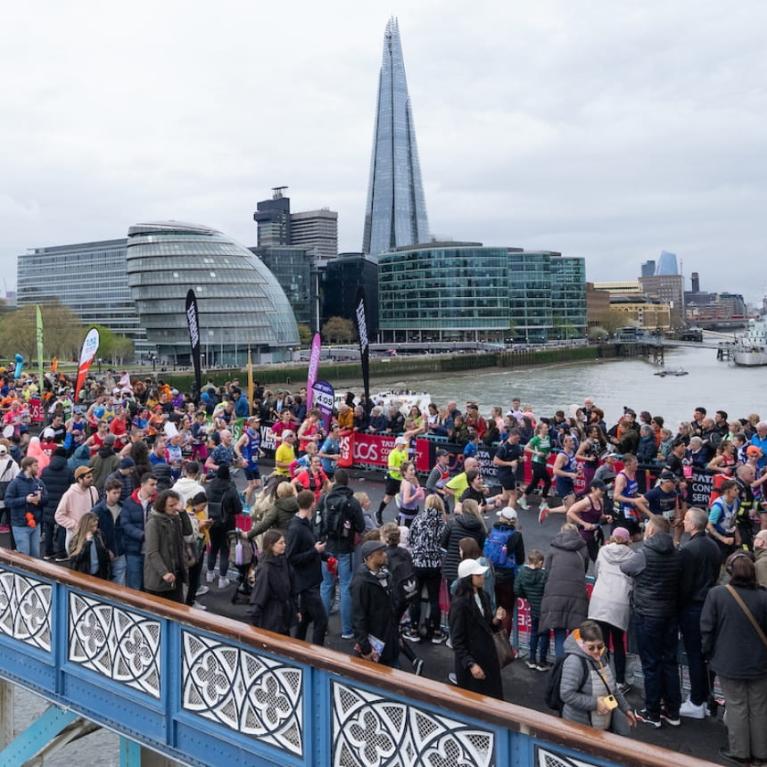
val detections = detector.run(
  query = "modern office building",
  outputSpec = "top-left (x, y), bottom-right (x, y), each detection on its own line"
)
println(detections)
top-left (289, 209), bottom-right (338, 265)
top-left (252, 188), bottom-right (338, 262)
top-left (127, 221), bottom-right (298, 366)
top-left (17, 238), bottom-right (150, 354)
top-left (378, 243), bottom-right (586, 343)
top-left (640, 260), bottom-right (656, 278)
top-left (322, 252), bottom-right (380, 337)
top-left (639, 273), bottom-right (685, 328)
top-left (655, 250), bottom-right (680, 276)
top-left (362, 18), bottom-right (429, 258)
top-left (250, 245), bottom-right (319, 329)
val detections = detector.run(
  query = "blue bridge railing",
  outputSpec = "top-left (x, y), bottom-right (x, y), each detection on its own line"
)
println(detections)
top-left (0, 549), bottom-right (714, 767)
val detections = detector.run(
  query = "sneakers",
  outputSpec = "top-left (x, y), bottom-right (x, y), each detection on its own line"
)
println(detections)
top-left (403, 628), bottom-right (422, 642)
top-left (525, 660), bottom-right (538, 670)
top-left (217, 577), bottom-right (229, 590)
top-left (517, 496), bottom-right (529, 510)
top-left (340, 632), bottom-right (354, 640)
top-left (536, 662), bottom-right (553, 672)
top-left (660, 708), bottom-right (681, 727)
top-left (54, 555), bottom-right (69, 562)
top-left (679, 698), bottom-right (707, 720)
top-left (205, 570), bottom-right (216, 584)
top-left (445, 637), bottom-right (453, 649)
top-left (538, 501), bottom-right (550, 524)
top-left (447, 672), bottom-right (458, 686)
top-left (43, 554), bottom-right (56, 561)
top-left (192, 601), bottom-right (208, 611)
top-left (412, 658), bottom-right (425, 676)
top-left (431, 630), bottom-right (447, 645)
top-left (634, 708), bottom-right (662, 728)
top-left (195, 585), bottom-right (210, 597)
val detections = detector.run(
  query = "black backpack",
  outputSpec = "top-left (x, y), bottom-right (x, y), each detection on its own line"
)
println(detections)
top-left (544, 653), bottom-right (589, 713)
top-left (318, 492), bottom-right (354, 540)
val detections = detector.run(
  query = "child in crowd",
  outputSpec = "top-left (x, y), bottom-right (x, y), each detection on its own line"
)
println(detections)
top-left (514, 549), bottom-right (550, 670)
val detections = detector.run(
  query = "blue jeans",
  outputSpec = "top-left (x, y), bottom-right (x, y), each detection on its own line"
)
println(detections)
top-left (111, 555), bottom-right (127, 587)
top-left (320, 552), bottom-right (353, 636)
top-left (553, 628), bottom-right (568, 658)
top-left (633, 612), bottom-right (682, 717)
top-left (125, 554), bottom-right (144, 591)
top-left (529, 616), bottom-right (550, 664)
top-left (12, 525), bottom-right (40, 558)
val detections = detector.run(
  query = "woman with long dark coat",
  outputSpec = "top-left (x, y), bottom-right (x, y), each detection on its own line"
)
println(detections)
top-left (448, 558), bottom-right (506, 700)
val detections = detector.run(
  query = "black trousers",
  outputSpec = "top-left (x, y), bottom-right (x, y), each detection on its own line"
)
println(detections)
top-left (295, 585), bottom-right (328, 646)
top-left (525, 462), bottom-right (551, 497)
top-left (146, 577), bottom-right (184, 604)
top-left (185, 558), bottom-right (203, 607)
top-left (409, 567), bottom-right (441, 637)
top-left (207, 525), bottom-right (230, 577)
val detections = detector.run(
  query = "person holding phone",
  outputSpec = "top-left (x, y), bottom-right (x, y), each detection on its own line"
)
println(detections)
top-left (4, 456), bottom-right (47, 557)
top-left (560, 620), bottom-right (636, 733)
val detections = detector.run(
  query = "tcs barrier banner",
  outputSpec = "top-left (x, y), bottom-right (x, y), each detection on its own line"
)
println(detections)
top-left (338, 431), bottom-right (431, 472)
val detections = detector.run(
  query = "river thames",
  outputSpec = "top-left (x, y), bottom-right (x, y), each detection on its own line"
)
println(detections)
top-left (371, 345), bottom-right (765, 427)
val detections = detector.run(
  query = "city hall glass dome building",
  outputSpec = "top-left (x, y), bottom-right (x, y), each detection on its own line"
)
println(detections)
top-left (126, 221), bottom-right (299, 366)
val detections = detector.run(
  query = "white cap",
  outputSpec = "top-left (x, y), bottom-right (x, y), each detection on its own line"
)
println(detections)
top-left (498, 507), bottom-right (518, 522)
top-left (394, 437), bottom-right (407, 446)
top-left (457, 558), bottom-right (488, 579)
top-left (42, 427), bottom-right (55, 439)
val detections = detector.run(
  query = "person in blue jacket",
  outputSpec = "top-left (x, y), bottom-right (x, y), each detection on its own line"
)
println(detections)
top-left (119, 472), bottom-right (158, 590)
top-left (4, 456), bottom-right (48, 557)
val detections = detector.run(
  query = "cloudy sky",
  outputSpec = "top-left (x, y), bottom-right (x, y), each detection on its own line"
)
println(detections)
top-left (2, 1), bottom-right (766, 299)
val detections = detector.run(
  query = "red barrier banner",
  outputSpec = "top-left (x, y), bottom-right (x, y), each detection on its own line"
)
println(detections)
top-left (339, 431), bottom-right (430, 471)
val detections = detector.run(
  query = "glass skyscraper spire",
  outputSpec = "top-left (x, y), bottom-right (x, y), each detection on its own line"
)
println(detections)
top-left (362, 18), bottom-right (429, 258)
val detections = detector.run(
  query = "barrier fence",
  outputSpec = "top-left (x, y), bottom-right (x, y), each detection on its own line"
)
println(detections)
top-left (0, 549), bottom-right (716, 767)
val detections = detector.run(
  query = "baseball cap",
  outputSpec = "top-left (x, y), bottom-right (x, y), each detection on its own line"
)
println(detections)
top-left (74, 466), bottom-right (93, 480)
top-left (498, 506), bottom-right (518, 522)
top-left (435, 448), bottom-right (448, 457)
top-left (118, 457), bottom-right (135, 469)
top-left (42, 427), bottom-right (55, 440)
top-left (612, 527), bottom-right (631, 543)
top-left (747, 445), bottom-right (763, 458)
top-left (394, 436), bottom-right (407, 446)
top-left (361, 540), bottom-right (386, 560)
top-left (0, 445), bottom-right (7, 455)
top-left (458, 558), bottom-right (488, 579)
top-left (659, 471), bottom-right (676, 482)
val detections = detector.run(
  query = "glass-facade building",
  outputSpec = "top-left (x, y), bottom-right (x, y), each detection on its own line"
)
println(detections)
top-left (362, 18), bottom-right (429, 258)
top-left (127, 221), bottom-right (299, 366)
top-left (17, 238), bottom-right (150, 353)
top-left (250, 246), bottom-right (317, 329)
top-left (322, 252), bottom-right (380, 337)
top-left (379, 243), bottom-right (586, 343)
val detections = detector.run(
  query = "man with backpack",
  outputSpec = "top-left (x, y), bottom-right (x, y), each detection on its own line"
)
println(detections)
top-left (317, 469), bottom-right (365, 640)
top-left (485, 507), bottom-right (525, 636)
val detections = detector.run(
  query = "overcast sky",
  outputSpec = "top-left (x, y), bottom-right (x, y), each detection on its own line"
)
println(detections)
top-left (2, 1), bottom-right (766, 300)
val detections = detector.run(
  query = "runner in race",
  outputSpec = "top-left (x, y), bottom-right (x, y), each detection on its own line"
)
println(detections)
top-left (234, 416), bottom-right (263, 508)
top-left (540, 435), bottom-right (581, 524)
top-left (612, 454), bottom-right (650, 541)
top-left (492, 428), bottom-right (523, 510)
top-left (566, 479), bottom-right (612, 562)
top-left (375, 436), bottom-right (409, 525)
top-left (521, 421), bottom-right (552, 515)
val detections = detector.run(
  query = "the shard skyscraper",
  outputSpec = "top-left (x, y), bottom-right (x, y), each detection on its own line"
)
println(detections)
top-left (362, 18), bottom-right (430, 258)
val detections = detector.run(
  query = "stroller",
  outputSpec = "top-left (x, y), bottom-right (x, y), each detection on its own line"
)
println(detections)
top-left (227, 531), bottom-right (258, 604)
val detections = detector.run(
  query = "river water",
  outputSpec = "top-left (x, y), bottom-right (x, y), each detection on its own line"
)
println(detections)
top-left (372, 346), bottom-right (766, 428)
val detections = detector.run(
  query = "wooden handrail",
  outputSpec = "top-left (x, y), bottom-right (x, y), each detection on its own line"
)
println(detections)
top-left (0, 548), bottom-right (717, 767)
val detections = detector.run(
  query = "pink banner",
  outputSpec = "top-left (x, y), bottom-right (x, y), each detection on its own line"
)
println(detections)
top-left (305, 333), bottom-right (322, 410)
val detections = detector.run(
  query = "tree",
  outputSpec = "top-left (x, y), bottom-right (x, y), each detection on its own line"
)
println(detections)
top-left (0, 302), bottom-right (84, 363)
top-left (321, 316), bottom-right (355, 344)
top-left (588, 326), bottom-right (609, 341)
top-left (297, 324), bottom-right (313, 346)
top-left (91, 326), bottom-right (135, 365)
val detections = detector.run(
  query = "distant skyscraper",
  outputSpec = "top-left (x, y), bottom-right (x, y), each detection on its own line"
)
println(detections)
top-left (655, 250), bottom-right (679, 276)
top-left (641, 260), bottom-right (656, 278)
top-left (362, 17), bottom-right (429, 258)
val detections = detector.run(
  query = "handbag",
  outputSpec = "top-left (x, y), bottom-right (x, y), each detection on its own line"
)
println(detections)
top-left (726, 585), bottom-right (767, 649)
top-left (492, 628), bottom-right (516, 668)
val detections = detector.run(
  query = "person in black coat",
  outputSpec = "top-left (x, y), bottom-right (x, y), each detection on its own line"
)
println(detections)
top-left (40, 447), bottom-right (74, 560)
top-left (286, 490), bottom-right (328, 645)
top-left (448, 558), bottom-right (506, 700)
top-left (440, 502), bottom-right (487, 589)
top-left (250, 529), bottom-right (297, 635)
top-left (351, 540), bottom-right (399, 667)
top-left (205, 465), bottom-right (243, 589)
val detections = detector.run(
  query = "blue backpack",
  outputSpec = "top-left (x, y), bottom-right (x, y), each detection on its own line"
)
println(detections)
top-left (483, 528), bottom-right (518, 571)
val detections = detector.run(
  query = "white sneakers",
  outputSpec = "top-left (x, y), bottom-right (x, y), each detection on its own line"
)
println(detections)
top-left (205, 570), bottom-right (216, 584)
top-left (679, 698), bottom-right (707, 719)
top-left (217, 577), bottom-right (229, 590)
